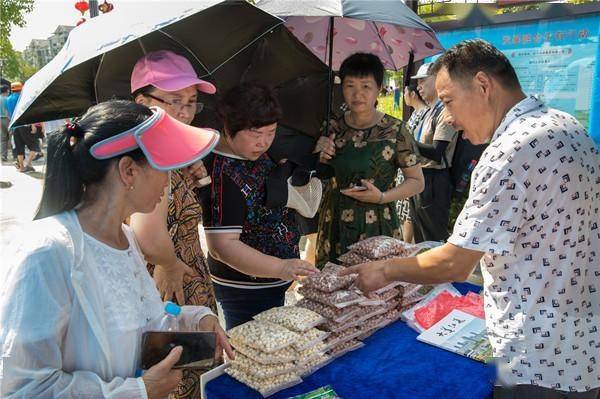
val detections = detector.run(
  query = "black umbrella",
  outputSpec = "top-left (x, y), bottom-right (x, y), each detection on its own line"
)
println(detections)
top-left (11, 0), bottom-right (329, 138)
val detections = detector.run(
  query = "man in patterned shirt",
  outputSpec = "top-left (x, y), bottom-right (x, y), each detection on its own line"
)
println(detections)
top-left (343, 39), bottom-right (599, 398)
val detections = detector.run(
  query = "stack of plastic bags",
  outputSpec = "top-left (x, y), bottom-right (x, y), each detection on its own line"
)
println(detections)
top-left (401, 283), bottom-right (484, 332)
top-left (226, 306), bottom-right (331, 397)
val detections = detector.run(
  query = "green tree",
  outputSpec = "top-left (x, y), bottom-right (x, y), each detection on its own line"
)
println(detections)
top-left (1, 0), bottom-right (35, 79)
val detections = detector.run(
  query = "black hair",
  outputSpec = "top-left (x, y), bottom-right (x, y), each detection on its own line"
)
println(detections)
top-left (431, 39), bottom-right (521, 90)
top-left (216, 82), bottom-right (282, 138)
top-left (1, 85), bottom-right (9, 94)
top-left (405, 82), bottom-right (425, 104)
top-left (339, 53), bottom-right (384, 87)
top-left (34, 100), bottom-right (152, 220)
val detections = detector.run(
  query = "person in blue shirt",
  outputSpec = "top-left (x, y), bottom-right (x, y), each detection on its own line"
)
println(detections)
top-left (0, 83), bottom-right (11, 162)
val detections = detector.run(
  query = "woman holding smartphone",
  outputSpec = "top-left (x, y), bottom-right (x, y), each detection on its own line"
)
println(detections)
top-left (314, 53), bottom-right (424, 267)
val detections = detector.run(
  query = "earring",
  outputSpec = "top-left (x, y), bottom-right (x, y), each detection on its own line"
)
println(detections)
top-left (129, 186), bottom-right (134, 191)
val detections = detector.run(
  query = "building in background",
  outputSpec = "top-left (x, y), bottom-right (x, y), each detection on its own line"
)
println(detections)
top-left (23, 25), bottom-right (73, 69)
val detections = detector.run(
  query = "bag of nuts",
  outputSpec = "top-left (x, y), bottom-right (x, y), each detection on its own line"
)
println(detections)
top-left (227, 320), bottom-right (300, 353)
top-left (229, 352), bottom-right (300, 379)
top-left (225, 366), bottom-right (302, 397)
top-left (296, 298), bottom-right (361, 324)
top-left (230, 340), bottom-right (297, 365)
top-left (297, 286), bottom-right (365, 309)
top-left (301, 263), bottom-right (356, 293)
top-left (348, 236), bottom-right (420, 259)
top-left (327, 339), bottom-right (364, 359)
top-left (293, 327), bottom-right (330, 351)
top-left (254, 306), bottom-right (326, 332)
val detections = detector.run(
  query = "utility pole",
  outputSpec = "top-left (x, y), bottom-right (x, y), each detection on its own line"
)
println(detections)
top-left (89, 0), bottom-right (99, 17)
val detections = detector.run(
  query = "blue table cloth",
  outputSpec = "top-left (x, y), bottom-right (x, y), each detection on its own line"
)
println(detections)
top-left (205, 283), bottom-right (496, 399)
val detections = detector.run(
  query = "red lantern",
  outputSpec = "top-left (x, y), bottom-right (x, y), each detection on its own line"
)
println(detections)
top-left (76, 17), bottom-right (87, 26)
top-left (98, 0), bottom-right (114, 13)
top-left (74, 1), bottom-right (89, 15)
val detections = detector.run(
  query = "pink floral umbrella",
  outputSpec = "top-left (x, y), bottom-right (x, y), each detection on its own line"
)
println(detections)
top-left (257, 0), bottom-right (444, 71)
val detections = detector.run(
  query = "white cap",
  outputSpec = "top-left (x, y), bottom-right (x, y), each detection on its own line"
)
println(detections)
top-left (410, 63), bottom-right (433, 80)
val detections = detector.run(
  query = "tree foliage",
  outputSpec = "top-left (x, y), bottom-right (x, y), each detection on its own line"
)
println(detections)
top-left (1, 0), bottom-right (36, 80)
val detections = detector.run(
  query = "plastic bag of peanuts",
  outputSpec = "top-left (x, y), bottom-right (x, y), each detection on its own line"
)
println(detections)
top-left (225, 366), bottom-right (302, 397)
top-left (230, 340), bottom-right (297, 365)
top-left (300, 263), bottom-right (356, 293)
top-left (296, 298), bottom-right (361, 324)
top-left (348, 236), bottom-right (420, 259)
top-left (254, 306), bottom-right (326, 332)
top-left (229, 352), bottom-right (300, 379)
top-left (297, 286), bottom-right (365, 309)
top-left (227, 320), bottom-right (299, 353)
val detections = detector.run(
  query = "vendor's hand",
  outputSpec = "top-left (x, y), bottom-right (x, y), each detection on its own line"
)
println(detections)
top-left (278, 259), bottom-right (319, 281)
top-left (142, 346), bottom-right (183, 399)
top-left (154, 259), bottom-right (198, 304)
top-left (340, 179), bottom-right (383, 204)
top-left (183, 160), bottom-right (210, 188)
top-left (315, 134), bottom-right (336, 162)
top-left (197, 314), bottom-right (235, 362)
top-left (339, 260), bottom-right (391, 294)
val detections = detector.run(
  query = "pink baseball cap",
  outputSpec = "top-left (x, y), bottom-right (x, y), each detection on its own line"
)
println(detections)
top-left (131, 50), bottom-right (216, 94)
top-left (90, 106), bottom-right (219, 171)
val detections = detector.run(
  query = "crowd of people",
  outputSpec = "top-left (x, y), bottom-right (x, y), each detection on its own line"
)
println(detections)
top-left (0, 39), bottom-right (598, 399)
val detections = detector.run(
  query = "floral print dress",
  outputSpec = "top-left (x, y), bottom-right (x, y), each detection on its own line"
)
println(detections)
top-left (316, 113), bottom-right (420, 267)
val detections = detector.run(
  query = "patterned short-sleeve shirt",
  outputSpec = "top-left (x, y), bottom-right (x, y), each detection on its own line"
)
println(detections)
top-left (448, 96), bottom-right (600, 392)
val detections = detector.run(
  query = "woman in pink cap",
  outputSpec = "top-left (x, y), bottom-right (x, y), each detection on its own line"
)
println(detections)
top-left (0, 100), bottom-right (233, 398)
top-left (128, 50), bottom-right (219, 398)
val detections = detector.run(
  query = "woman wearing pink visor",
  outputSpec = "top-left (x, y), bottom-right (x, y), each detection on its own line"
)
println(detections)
top-left (128, 50), bottom-right (219, 398)
top-left (0, 100), bottom-right (232, 398)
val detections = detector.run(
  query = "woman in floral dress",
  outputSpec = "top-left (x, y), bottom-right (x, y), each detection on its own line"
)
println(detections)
top-left (315, 53), bottom-right (424, 267)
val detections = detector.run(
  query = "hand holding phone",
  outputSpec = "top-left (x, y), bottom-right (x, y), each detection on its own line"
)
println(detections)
top-left (141, 331), bottom-right (217, 370)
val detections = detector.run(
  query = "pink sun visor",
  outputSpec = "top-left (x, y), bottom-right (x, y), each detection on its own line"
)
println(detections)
top-left (90, 107), bottom-right (219, 171)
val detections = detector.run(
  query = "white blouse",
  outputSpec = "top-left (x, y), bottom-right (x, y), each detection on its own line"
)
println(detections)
top-left (0, 211), bottom-right (213, 398)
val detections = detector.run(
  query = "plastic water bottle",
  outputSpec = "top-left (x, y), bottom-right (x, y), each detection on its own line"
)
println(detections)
top-left (161, 301), bottom-right (181, 332)
top-left (455, 160), bottom-right (478, 193)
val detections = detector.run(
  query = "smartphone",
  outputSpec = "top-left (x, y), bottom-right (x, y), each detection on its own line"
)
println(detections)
top-left (140, 331), bottom-right (217, 369)
top-left (350, 185), bottom-right (367, 191)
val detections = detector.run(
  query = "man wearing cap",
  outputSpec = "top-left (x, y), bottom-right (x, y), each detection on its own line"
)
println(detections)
top-left (344, 40), bottom-right (599, 398)
top-left (409, 63), bottom-right (459, 242)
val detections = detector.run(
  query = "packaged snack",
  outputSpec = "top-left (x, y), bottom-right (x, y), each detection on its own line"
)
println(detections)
top-left (231, 340), bottom-right (297, 365)
top-left (228, 321), bottom-right (299, 353)
top-left (348, 236), bottom-right (419, 259)
top-left (401, 284), bottom-right (435, 307)
top-left (301, 263), bottom-right (356, 293)
top-left (295, 341), bottom-right (326, 361)
top-left (337, 251), bottom-right (370, 266)
top-left (293, 327), bottom-right (330, 351)
top-left (254, 306), bottom-right (326, 332)
top-left (296, 298), bottom-right (361, 324)
top-left (323, 326), bottom-right (362, 350)
top-left (230, 353), bottom-right (300, 379)
top-left (327, 339), bottom-right (364, 358)
top-left (225, 366), bottom-right (302, 397)
top-left (299, 353), bottom-right (333, 376)
top-left (298, 286), bottom-right (364, 308)
top-left (360, 288), bottom-right (400, 306)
